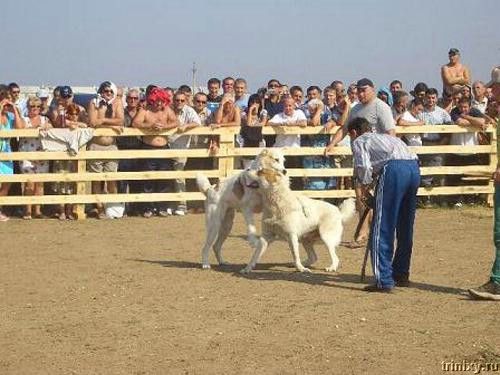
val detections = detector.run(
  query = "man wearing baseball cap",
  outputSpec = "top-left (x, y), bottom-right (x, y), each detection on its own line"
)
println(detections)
top-left (469, 66), bottom-right (500, 301)
top-left (325, 78), bottom-right (396, 248)
top-left (441, 48), bottom-right (471, 98)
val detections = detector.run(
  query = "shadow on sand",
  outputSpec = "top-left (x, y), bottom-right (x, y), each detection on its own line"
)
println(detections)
top-left (130, 258), bottom-right (467, 296)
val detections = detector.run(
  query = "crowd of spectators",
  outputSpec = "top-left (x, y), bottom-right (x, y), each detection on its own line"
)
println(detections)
top-left (0, 48), bottom-right (498, 221)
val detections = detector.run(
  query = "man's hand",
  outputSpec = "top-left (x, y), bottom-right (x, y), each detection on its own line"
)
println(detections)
top-left (324, 143), bottom-right (335, 156)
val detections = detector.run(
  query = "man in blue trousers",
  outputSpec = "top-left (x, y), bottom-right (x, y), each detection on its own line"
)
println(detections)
top-left (348, 117), bottom-right (420, 292)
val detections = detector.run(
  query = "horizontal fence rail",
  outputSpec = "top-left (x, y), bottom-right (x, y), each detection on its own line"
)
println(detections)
top-left (0, 124), bottom-right (496, 219)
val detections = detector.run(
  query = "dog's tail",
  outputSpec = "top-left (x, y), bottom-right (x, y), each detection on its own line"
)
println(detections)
top-left (196, 173), bottom-right (219, 202)
top-left (339, 198), bottom-right (356, 224)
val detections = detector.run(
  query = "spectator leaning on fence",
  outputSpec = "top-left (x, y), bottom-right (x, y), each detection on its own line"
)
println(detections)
top-left (397, 98), bottom-right (425, 147)
top-left (117, 88), bottom-right (142, 201)
top-left (170, 91), bottom-right (202, 216)
top-left (240, 94), bottom-right (268, 169)
top-left (19, 96), bottom-right (52, 219)
top-left (325, 78), bottom-right (396, 248)
top-left (268, 96), bottom-right (307, 189)
top-left (468, 66), bottom-right (500, 301)
top-left (417, 88), bottom-right (452, 194)
top-left (132, 87), bottom-right (178, 218)
top-left (301, 98), bottom-right (336, 190)
top-left (0, 86), bottom-right (26, 222)
top-left (87, 81), bottom-right (124, 219)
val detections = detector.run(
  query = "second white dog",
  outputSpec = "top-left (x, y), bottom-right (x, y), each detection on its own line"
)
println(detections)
top-left (241, 165), bottom-right (356, 273)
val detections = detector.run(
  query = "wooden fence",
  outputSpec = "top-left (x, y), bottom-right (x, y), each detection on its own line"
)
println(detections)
top-left (0, 124), bottom-right (496, 219)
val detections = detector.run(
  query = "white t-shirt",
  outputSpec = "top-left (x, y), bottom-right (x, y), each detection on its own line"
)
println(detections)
top-left (401, 111), bottom-right (422, 146)
top-left (270, 110), bottom-right (307, 148)
top-left (169, 106), bottom-right (201, 149)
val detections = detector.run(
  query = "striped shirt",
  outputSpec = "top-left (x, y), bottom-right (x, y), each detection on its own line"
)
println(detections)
top-left (352, 133), bottom-right (418, 185)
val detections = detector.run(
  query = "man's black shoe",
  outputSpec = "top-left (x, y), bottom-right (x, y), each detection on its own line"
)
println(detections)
top-left (363, 284), bottom-right (393, 293)
top-left (394, 274), bottom-right (410, 287)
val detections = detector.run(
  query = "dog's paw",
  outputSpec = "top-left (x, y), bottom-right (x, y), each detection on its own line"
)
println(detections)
top-left (325, 265), bottom-right (338, 272)
top-left (202, 264), bottom-right (211, 270)
top-left (297, 266), bottom-right (312, 273)
top-left (240, 266), bottom-right (253, 274)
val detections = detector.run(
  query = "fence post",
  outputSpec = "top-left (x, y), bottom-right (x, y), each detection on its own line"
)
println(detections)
top-left (75, 147), bottom-right (87, 220)
top-left (217, 130), bottom-right (235, 181)
top-left (488, 128), bottom-right (497, 207)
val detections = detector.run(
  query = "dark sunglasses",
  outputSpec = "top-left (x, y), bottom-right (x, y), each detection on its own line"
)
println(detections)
top-left (102, 89), bottom-right (113, 94)
top-left (175, 99), bottom-right (186, 103)
top-left (127, 96), bottom-right (139, 100)
top-left (195, 100), bottom-right (206, 104)
top-left (29, 105), bottom-right (41, 109)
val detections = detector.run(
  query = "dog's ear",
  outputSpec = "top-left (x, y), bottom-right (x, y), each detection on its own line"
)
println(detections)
top-left (232, 179), bottom-right (244, 199)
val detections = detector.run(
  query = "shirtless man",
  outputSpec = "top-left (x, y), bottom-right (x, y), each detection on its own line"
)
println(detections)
top-left (441, 48), bottom-right (471, 98)
top-left (87, 81), bottom-right (124, 218)
top-left (132, 87), bottom-right (178, 217)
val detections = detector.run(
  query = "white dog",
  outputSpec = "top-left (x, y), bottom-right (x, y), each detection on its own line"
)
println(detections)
top-left (196, 149), bottom-right (286, 269)
top-left (241, 165), bottom-right (356, 273)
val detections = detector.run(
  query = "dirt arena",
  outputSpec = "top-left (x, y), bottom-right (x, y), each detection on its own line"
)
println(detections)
top-left (1, 207), bottom-right (499, 375)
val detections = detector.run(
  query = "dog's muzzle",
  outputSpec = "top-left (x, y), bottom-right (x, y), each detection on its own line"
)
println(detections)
top-left (246, 181), bottom-right (259, 189)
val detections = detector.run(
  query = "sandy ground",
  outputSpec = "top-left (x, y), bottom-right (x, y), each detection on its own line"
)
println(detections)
top-left (0, 207), bottom-right (499, 375)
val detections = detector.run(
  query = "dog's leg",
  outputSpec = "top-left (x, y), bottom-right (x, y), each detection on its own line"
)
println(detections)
top-left (240, 236), bottom-right (271, 274)
top-left (320, 222), bottom-right (342, 272)
top-left (302, 241), bottom-right (318, 267)
top-left (288, 234), bottom-right (311, 273)
top-left (201, 205), bottom-right (225, 269)
top-left (241, 205), bottom-right (259, 249)
top-left (212, 208), bottom-right (235, 265)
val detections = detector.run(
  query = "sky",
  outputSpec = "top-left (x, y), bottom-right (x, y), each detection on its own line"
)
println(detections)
top-left (1, 0), bottom-right (499, 92)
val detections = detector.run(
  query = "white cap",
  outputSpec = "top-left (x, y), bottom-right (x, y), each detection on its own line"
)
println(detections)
top-left (36, 88), bottom-right (49, 98)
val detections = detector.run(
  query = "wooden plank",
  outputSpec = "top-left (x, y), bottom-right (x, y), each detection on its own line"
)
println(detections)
top-left (0, 149), bottom-right (214, 161)
top-left (0, 185), bottom-right (493, 206)
top-left (0, 165), bottom-right (494, 184)
top-left (0, 192), bottom-right (206, 205)
top-left (0, 170), bottom-right (221, 183)
top-left (0, 124), bottom-right (494, 138)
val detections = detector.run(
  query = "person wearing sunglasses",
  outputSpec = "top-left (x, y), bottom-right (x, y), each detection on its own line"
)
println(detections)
top-left (116, 88), bottom-right (142, 207)
top-left (169, 91), bottom-right (202, 216)
top-left (19, 96), bottom-right (52, 219)
top-left (87, 81), bottom-right (124, 219)
top-left (8, 82), bottom-right (27, 116)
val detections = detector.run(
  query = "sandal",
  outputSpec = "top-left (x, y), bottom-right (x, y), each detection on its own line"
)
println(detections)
top-left (0, 213), bottom-right (10, 222)
top-left (58, 213), bottom-right (66, 221)
top-left (23, 215), bottom-right (32, 220)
